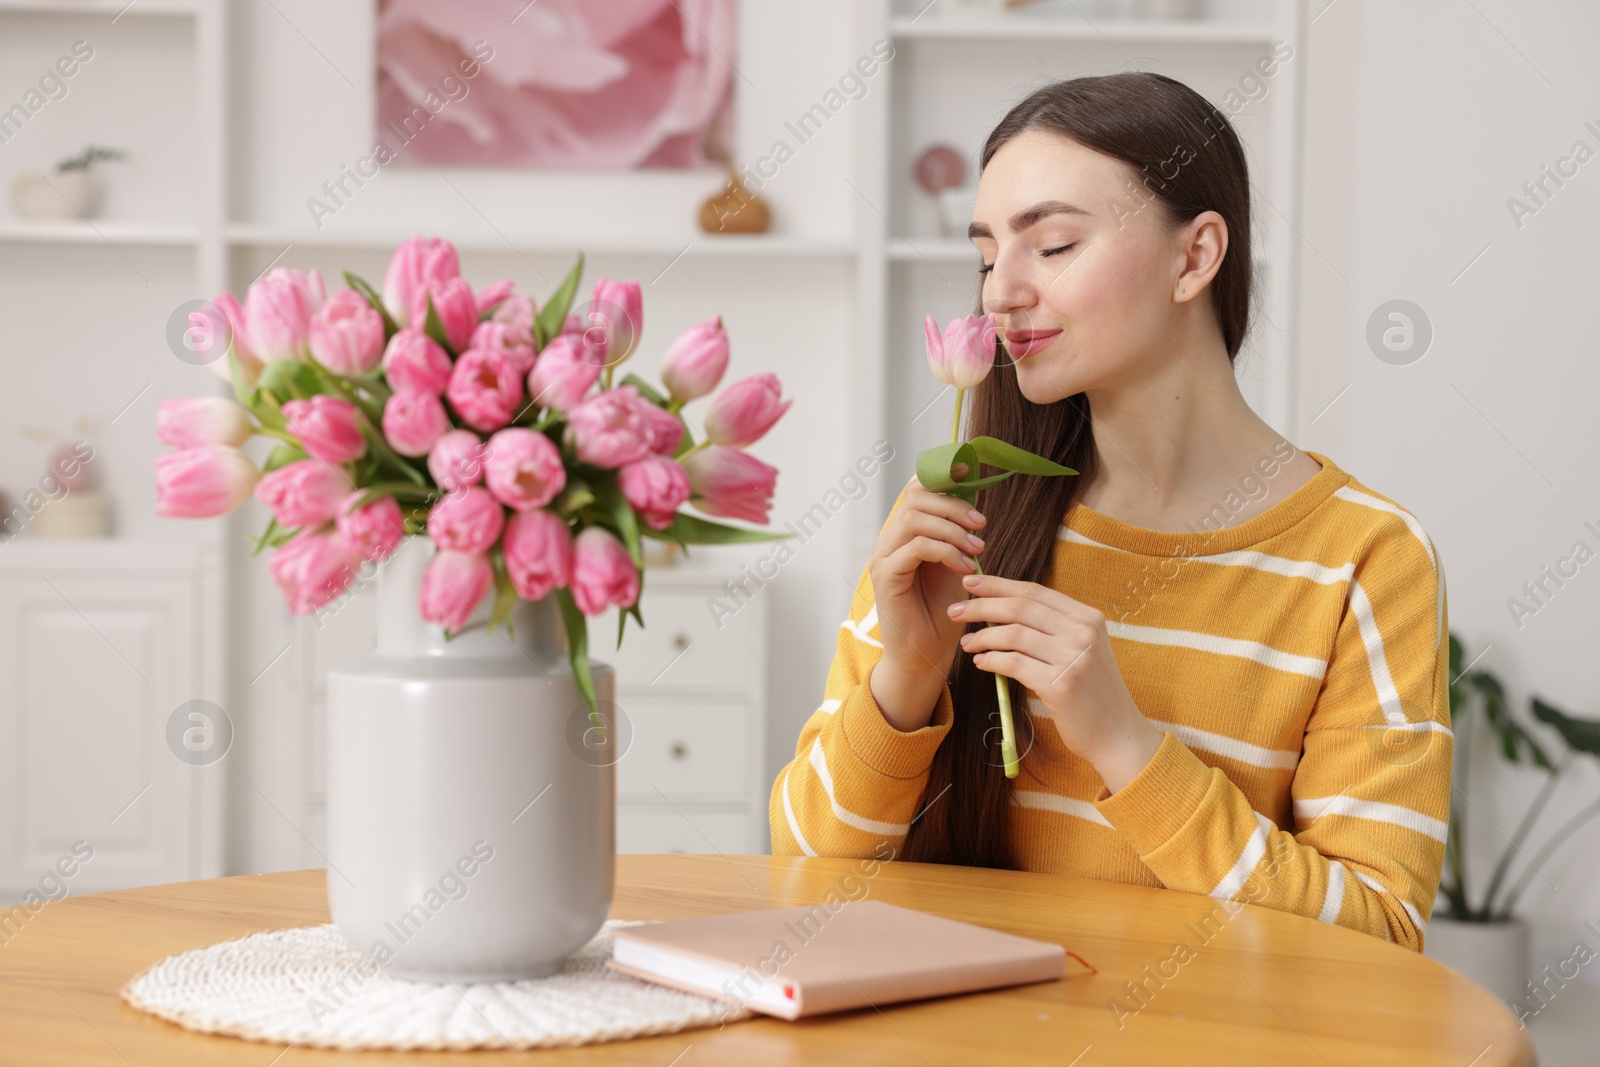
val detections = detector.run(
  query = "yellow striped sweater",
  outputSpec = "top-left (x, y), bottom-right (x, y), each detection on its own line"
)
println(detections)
top-left (769, 452), bottom-right (1451, 950)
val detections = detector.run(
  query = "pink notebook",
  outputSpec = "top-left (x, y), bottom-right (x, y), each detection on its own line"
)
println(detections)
top-left (607, 899), bottom-right (1066, 1020)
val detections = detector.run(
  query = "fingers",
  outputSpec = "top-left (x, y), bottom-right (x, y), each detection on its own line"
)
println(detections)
top-left (955, 573), bottom-right (1102, 625)
top-left (905, 473), bottom-right (986, 531)
top-left (959, 622), bottom-right (1060, 663)
top-left (884, 534), bottom-right (976, 581)
top-left (898, 508), bottom-right (986, 558)
top-left (947, 594), bottom-right (1063, 634)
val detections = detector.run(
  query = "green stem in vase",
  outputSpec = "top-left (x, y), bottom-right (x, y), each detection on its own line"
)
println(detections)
top-left (970, 558), bottom-right (1020, 779)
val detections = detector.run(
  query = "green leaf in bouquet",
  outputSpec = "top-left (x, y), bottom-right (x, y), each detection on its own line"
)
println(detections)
top-left (966, 436), bottom-right (1078, 477)
top-left (304, 352), bottom-right (387, 424)
top-left (356, 412), bottom-right (427, 486)
top-left (530, 408), bottom-right (565, 433)
top-left (915, 442), bottom-right (1015, 505)
top-left (343, 270), bottom-right (401, 339)
top-left (554, 586), bottom-right (602, 731)
top-left (534, 253), bottom-right (585, 350)
top-left (250, 517), bottom-right (296, 557)
top-left (486, 550), bottom-right (518, 638)
top-left (553, 479), bottom-right (596, 518)
top-left (353, 481), bottom-right (439, 510)
top-left (589, 475), bottom-right (644, 571)
top-left (641, 511), bottom-right (791, 551)
top-left (263, 443), bottom-right (307, 473)
top-left (422, 292), bottom-right (458, 358)
top-left (617, 596), bottom-right (644, 649)
top-left (256, 358), bottom-right (321, 402)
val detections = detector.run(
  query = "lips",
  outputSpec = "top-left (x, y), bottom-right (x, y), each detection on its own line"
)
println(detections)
top-left (1003, 329), bottom-right (1061, 360)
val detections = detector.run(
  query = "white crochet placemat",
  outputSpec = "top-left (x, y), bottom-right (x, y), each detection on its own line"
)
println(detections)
top-left (121, 920), bottom-right (752, 1051)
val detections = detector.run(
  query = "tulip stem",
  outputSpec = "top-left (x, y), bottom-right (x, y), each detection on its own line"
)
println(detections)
top-left (678, 439), bottom-right (710, 462)
top-left (950, 388), bottom-right (964, 445)
top-left (970, 558), bottom-right (1020, 779)
top-left (254, 425), bottom-right (300, 446)
top-left (603, 366), bottom-right (614, 391)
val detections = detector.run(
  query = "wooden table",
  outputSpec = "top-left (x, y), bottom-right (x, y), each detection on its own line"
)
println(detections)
top-left (0, 854), bottom-right (1532, 1066)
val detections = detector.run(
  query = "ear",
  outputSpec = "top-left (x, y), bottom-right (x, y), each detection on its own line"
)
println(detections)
top-left (1173, 210), bottom-right (1228, 304)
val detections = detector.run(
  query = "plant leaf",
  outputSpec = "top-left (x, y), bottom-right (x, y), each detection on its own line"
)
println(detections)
top-left (256, 358), bottom-right (321, 402)
top-left (535, 254), bottom-right (585, 350)
top-left (354, 482), bottom-right (439, 509)
top-left (357, 412), bottom-right (427, 485)
top-left (343, 270), bottom-right (400, 339)
top-left (554, 586), bottom-right (601, 730)
top-left (1532, 697), bottom-right (1600, 757)
top-left (642, 510), bottom-right (791, 546)
top-left (486, 551), bottom-right (517, 637)
top-left (967, 436), bottom-right (1079, 477)
top-left (589, 475), bottom-right (644, 570)
top-left (422, 292), bottom-right (457, 358)
top-left (915, 441), bottom-right (1013, 505)
top-left (263, 443), bottom-right (307, 473)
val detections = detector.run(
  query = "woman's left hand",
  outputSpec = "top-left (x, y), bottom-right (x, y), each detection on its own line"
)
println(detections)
top-left (947, 572), bottom-right (1164, 792)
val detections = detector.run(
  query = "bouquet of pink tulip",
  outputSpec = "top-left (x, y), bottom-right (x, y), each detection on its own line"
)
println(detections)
top-left (154, 235), bottom-right (792, 723)
top-left (920, 313), bottom-right (1077, 778)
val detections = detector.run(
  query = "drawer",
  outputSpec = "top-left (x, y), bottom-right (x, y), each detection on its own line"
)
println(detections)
top-left (616, 699), bottom-right (749, 800)
top-left (618, 805), bottom-right (752, 854)
top-left (592, 591), bottom-right (756, 692)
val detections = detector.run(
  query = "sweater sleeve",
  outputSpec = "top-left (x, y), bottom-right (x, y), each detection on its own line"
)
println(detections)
top-left (769, 490), bottom-right (956, 858)
top-left (1092, 517), bottom-right (1451, 950)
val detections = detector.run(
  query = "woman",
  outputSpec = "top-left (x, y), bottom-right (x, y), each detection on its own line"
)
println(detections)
top-left (769, 73), bottom-right (1450, 950)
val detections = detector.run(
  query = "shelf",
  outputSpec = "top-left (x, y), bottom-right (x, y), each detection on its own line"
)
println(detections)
top-left (889, 16), bottom-right (1277, 44)
top-left (889, 238), bottom-right (980, 263)
top-left (0, 219), bottom-right (197, 246)
top-left (0, 0), bottom-right (198, 15)
top-left (225, 225), bottom-right (855, 259)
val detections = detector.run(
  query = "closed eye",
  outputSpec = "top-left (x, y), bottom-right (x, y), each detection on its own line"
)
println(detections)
top-left (978, 243), bottom-right (1075, 275)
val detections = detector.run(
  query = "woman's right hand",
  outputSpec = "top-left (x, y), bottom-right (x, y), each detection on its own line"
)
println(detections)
top-left (867, 465), bottom-right (986, 706)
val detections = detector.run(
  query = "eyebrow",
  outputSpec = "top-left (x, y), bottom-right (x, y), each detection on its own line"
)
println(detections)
top-left (967, 200), bottom-right (1090, 240)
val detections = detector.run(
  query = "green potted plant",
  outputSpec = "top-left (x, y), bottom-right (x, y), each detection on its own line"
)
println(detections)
top-left (1428, 633), bottom-right (1600, 1005)
top-left (9, 144), bottom-right (125, 220)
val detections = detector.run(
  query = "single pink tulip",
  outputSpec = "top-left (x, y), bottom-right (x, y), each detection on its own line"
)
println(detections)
top-left (245, 268), bottom-right (325, 363)
top-left (309, 288), bottom-right (385, 376)
top-left (411, 277), bottom-right (478, 354)
top-left (925, 313), bottom-right (997, 390)
top-left (491, 293), bottom-right (536, 334)
top-left (335, 492), bottom-right (404, 562)
top-left (196, 291), bottom-right (259, 386)
top-left (381, 391), bottom-right (450, 457)
top-left (569, 526), bottom-right (639, 616)
top-left (446, 348), bottom-right (524, 433)
top-left (253, 460), bottom-right (350, 528)
top-left (268, 529), bottom-right (360, 615)
top-left (381, 328), bottom-right (453, 396)
top-left (428, 429), bottom-right (486, 492)
top-left (419, 549), bottom-right (493, 632)
top-left (704, 373), bottom-right (791, 448)
top-left (525, 333), bottom-right (602, 412)
top-left (155, 445), bottom-right (259, 518)
top-left (563, 386), bottom-right (652, 469)
top-left (474, 279), bottom-right (516, 317)
top-left (660, 317), bottom-right (729, 403)
top-left (635, 398), bottom-right (684, 456)
top-left (502, 508), bottom-right (572, 601)
top-left (281, 395), bottom-right (367, 465)
top-left (470, 320), bottom-right (536, 377)
top-left (482, 427), bottom-right (566, 512)
top-left (157, 397), bottom-right (252, 449)
top-left (383, 235), bottom-right (461, 326)
top-left (684, 446), bottom-right (778, 525)
top-left (589, 279), bottom-right (643, 368)
top-left (426, 486), bottom-right (505, 554)
top-left (618, 454), bottom-right (690, 531)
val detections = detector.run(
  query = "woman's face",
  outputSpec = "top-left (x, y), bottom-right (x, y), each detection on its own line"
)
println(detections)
top-left (970, 128), bottom-right (1220, 404)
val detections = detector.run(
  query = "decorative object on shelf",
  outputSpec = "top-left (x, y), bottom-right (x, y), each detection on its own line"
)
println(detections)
top-left (919, 315), bottom-right (1077, 778)
top-left (914, 143), bottom-right (973, 239)
top-left (1428, 633), bottom-right (1600, 1005)
top-left (121, 918), bottom-right (742, 1049)
top-left (22, 423), bottom-right (110, 538)
top-left (154, 234), bottom-right (791, 979)
top-left (642, 539), bottom-right (683, 568)
top-left (699, 169), bottom-right (771, 235)
top-left (1135, 0), bottom-right (1202, 19)
top-left (376, 0), bottom-right (736, 169)
top-left (937, 0), bottom-right (1042, 17)
top-left (8, 145), bottom-right (125, 221)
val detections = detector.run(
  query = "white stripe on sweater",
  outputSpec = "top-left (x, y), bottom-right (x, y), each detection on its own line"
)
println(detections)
top-left (1351, 867), bottom-right (1428, 935)
top-left (1106, 620), bottom-right (1327, 679)
top-left (1318, 860), bottom-right (1347, 924)
top-left (1211, 811), bottom-right (1275, 900)
top-left (1333, 487), bottom-right (1437, 571)
top-left (808, 739), bottom-right (909, 836)
top-left (840, 604), bottom-right (883, 648)
top-left (1059, 526), bottom-right (1355, 586)
top-left (780, 770), bottom-right (817, 857)
top-left (1349, 580), bottom-right (1407, 726)
top-left (1011, 790), bottom-right (1112, 828)
top-left (1148, 718), bottom-right (1301, 771)
top-left (818, 699), bottom-right (841, 716)
top-left (1294, 796), bottom-right (1448, 844)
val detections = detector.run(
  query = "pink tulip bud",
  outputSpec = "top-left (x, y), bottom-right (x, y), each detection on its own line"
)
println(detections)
top-left (618, 454), bottom-right (690, 531)
top-left (684, 446), bottom-right (777, 525)
top-left (525, 333), bottom-right (602, 412)
top-left (309, 289), bottom-right (386, 376)
top-left (268, 529), bottom-right (361, 615)
top-left (473, 279), bottom-right (516, 317)
top-left (569, 526), bottom-right (639, 616)
top-left (335, 492), bottom-right (404, 562)
top-left (925, 313), bottom-right (996, 390)
top-left (382, 328), bottom-right (453, 396)
top-left (470, 320), bottom-right (536, 377)
top-left (281, 395), bottom-right (367, 465)
top-left (427, 429), bottom-right (487, 492)
top-left (491, 293), bottom-right (536, 334)
top-left (253, 460), bottom-right (350, 528)
top-left (411, 277), bottom-right (478, 354)
top-left (589, 279), bottom-right (643, 368)
top-left (563, 386), bottom-right (652, 469)
top-left (426, 486), bottom-right (505, 554)
top-left (635, 399), bottom-right (684, 456)
top-left (155, 445), bottom-right (259, 518)
top-left (502, 508), bottom-right (572, 601)
top-left (482, 427), bottom-right (566, 512)
top-left (704, 373), bottom-right (791, 448)
top-left (419, 549), bottom-right (493, 633)
top-left (245, 268), bottom-right (324, 363)
top-left (446, 348), bottom-right (524, 433)
top-left (197, 291), bottom-right (258, 386)
top-left (660, 317), bottom-right (729, 403)
top-left (380, 391), bottom-right (450, 458)
top-left (383, 235), bottom-right (461, 326)
top-left (157, 397), bottom-right (252, 449)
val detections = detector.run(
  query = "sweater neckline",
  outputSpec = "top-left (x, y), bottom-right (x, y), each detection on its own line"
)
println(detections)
top-left (1060, 451), bottom-right (1350, 557)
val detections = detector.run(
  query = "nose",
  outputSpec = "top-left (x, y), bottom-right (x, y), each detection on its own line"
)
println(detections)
top-left (980, 249), bottom-right (1036, 322)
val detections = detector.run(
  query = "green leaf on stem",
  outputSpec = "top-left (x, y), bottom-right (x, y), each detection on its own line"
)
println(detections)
top-left (263, 443), bottom-right (307, 473)
top-left (534, 254), bottom-right (585, 350)
top-left (343, 271), bottom-right (401, 339)
top-left (640, 510), bottom-right (791, 550)
top-left (554, 586), bottom-right (602, 730)
top-left (589, 475), bottom-right (644, 570)
top-left (915, 442), bottom-right (1013, 504)
top-left (353, 482), bottom-right (439, 510)
top-left (304, 352), bottom-right (386, 424)
top-left (356, 411), bottom-right (427, 486)
top-left (966, 436), bottom-right (1078, 477)
top-left (250, 517), bottom-right (296, 557)
top-left (553, 480), bottom-right (596, 518)
top-left (422, 292), bottom-right (457, 358)
top-left (1531, 697), bottom-right (1600, 756)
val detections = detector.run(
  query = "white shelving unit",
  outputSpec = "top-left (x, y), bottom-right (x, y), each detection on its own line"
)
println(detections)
top-left (849, 0), bottom-right (1305, 565)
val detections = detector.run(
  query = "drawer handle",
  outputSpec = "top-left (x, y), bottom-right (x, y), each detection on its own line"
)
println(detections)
top-left (670, 741), bottom-right (688, 760)
top-left (672, 632), bottom-right (690, 651)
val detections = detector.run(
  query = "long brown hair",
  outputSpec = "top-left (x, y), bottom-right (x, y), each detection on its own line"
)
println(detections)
top-left (900, 72), bottom-right (1256, 868)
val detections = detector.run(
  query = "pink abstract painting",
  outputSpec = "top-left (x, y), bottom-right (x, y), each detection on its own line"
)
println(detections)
top-left (376, 0), bottom-right (737, 169)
